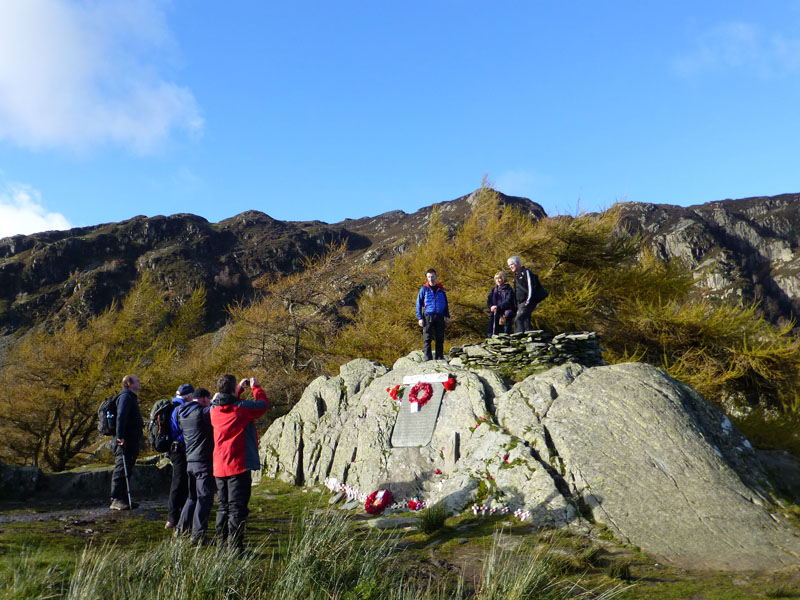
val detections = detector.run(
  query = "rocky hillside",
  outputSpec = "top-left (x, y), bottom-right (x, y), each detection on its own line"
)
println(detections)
top-left (1, 190), bottom-right (799, 343)
top-left (616, 193), bottom-right (800, 326)
top-left (0, 191), bottom-right (543, 339)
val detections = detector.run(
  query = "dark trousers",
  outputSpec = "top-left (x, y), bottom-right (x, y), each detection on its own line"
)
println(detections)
top-left (167, 449), bottom-right (188, 525)
top-left (514, 302), bottom-right (535, 333)
top-left (422, 314), bottom-right (446, 360)
top-left (216, 471), bottom-right (252, 549)
top-left (178, 462), bottom-right (215, 540)
top-left (110, 440), bottom-right (139, 502)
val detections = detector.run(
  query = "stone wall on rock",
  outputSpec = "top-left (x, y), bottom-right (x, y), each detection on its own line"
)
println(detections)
top-left (449, 331), bottom-right (604, 371)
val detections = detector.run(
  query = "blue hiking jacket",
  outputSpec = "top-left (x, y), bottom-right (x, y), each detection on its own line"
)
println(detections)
top-left (415, 283), bottom-right (450, 320)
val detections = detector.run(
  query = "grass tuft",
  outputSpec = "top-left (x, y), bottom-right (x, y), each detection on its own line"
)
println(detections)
top-left (419, 502), bottom-right (449, 534)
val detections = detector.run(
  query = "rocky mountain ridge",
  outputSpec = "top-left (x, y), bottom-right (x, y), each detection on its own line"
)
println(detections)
top-left (0, 191), bottom-right (542, 338)
top-left (616, 193), bottom-right (800, 325)
top-left (1, 191), bottom-right (799, 342)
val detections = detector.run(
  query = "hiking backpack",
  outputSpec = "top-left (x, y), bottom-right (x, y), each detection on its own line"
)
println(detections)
top-left (97, 395), bottom-right (119, 436)
top-left (148, 398), bottom-right (175, 452)
top-left (530, 274), bottom-right (549, 305)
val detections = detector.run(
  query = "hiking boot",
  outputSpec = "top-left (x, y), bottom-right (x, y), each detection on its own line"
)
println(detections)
top-left (165, 521), bottom-right (176, 529)
top-left (110, 499), bottom-right (138, 510)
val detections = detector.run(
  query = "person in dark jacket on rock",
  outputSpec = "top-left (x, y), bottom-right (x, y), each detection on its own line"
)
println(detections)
top-left (110, 374), bottom-right (144, 510)
top-left (175, 387), bottom-right (214, 544)
top-left (487, 271), bottom-right (515, 336)
top-left (415, 268), bottom-right (450, 360)
top-left (211, 375), bottom-right (269, 551)
top-left (507, 255), bottom-right (543, 333)
top-left (165, 383), bottom-right (193, 530)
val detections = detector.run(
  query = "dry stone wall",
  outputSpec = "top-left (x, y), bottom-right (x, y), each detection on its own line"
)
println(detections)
top-left (449, 331), bottom-right (604, 371)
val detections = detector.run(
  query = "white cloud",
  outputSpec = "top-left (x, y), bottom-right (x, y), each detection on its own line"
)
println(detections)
top-left (0, 0), bottom-right (203, 153)
top-left (0, 183), bottom-right (72, 238)
top-left (673, 22), bottom-right (800, 77)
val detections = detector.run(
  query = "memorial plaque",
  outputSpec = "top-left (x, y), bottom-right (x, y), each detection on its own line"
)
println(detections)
top-left (390, 374), bottom-right (448, 448)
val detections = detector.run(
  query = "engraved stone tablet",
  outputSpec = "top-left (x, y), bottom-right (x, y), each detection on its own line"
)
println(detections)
top-left (390, 375), bottom-right (448, 447)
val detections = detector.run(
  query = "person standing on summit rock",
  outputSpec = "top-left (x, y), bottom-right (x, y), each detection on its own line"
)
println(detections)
top-left (415, 268), bottom-right (450, 360)
top-left (507, 256), bottom-right (545, 333)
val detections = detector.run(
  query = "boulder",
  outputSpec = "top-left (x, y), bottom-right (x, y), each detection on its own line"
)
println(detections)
top-left (259, 340), bottom-right (800, 571)
top-left (536, 363), bottom-right (799, 571)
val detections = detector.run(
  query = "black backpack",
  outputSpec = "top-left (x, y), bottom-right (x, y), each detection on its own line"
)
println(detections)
top-left (148, 399), bottom-right (175, 452)
top-left (531, 274), bottom-right (549, 305)
top-left (97, 395), bottom-right (119, 436)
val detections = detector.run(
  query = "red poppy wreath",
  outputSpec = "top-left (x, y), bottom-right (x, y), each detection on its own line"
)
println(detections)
top-left (365, 488), bottom-right (393, 514)
top-left (408, 381), bottom-right (433, 409)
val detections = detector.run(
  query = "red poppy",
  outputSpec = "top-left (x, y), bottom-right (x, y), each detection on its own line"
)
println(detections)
top-left (443, 376), bottom-right (456, 391)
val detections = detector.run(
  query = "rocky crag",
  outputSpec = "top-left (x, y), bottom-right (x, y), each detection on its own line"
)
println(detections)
top-left (616, 193), bottom-right (800, 325)
top-left (0, 191), bottom-right (543, 337)
top-left (3, 191), bottom-right (800, 344)
top-left (259, 334), bottom-right (800, 571)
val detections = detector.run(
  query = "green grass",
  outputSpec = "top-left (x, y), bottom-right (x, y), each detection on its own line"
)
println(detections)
top-left (2, 479), bottom-right (800, 599)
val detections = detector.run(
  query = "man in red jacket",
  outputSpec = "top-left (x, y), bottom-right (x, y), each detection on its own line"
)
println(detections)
top-left (210, 374), bottom-right (269, 551)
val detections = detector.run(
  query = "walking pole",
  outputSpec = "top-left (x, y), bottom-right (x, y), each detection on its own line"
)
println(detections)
top-left (121, 451), bottom-right (134, 510)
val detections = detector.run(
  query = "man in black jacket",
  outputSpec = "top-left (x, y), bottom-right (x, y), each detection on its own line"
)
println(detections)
top-left (175, 387), bottom-right (215, 544)
top-left (110, 374), bottom-right (144, 510)
top-left (507, 256), bottom-right (542, 333)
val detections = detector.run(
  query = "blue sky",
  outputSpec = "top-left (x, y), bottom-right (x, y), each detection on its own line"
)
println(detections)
top-left (1, 1), bottom-right (800, 237)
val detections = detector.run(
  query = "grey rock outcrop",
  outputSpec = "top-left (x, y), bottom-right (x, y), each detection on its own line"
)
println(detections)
top-left (617, 194), bottom-right (800, 325)
top-left (516, 363), bottom-right (798, 571)
top-left (259, 340), bottom-right (800, 571)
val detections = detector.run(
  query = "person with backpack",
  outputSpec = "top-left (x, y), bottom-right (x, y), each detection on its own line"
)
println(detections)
top-left (110, 374), bottom-right (144, 511)
top-left (507, 255), bottom-right (547, 333)
top-left (211, 374), bottom-right (269, 552)
top-left (175, 387), bottom-right (215, 545)
top-left (165, 383), bottom-right (194, 530)
top-left (415, 268), bottom-right (450, 361)
top-left (487, 271), bottom-right (516, 336)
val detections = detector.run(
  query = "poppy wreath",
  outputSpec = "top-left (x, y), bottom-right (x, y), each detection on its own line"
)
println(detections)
top-left (365, 489), bottom-right (393, 514)
top-left (408, 381), bottom-right (433, 408)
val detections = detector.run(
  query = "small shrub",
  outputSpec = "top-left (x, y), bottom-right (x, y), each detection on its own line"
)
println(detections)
top-left (419, 503), bottom-right (448, 534)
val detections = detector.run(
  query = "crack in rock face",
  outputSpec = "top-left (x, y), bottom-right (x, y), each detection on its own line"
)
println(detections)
top-left (259, 350), bottom-right (800, 572)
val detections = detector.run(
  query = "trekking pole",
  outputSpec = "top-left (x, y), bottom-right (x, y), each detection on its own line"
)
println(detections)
top-left (121, 451), bottom-right (133, 510)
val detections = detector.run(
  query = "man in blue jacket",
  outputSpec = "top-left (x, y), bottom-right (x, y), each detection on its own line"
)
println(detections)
top-left (415, 268), bottom-right (450, 361)
top-left (110, 374), bottom-right (144, 510)
top-left (175, 387), bottom-right (215, 545)
top-left (165, 383), bottom-right (193, 529)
